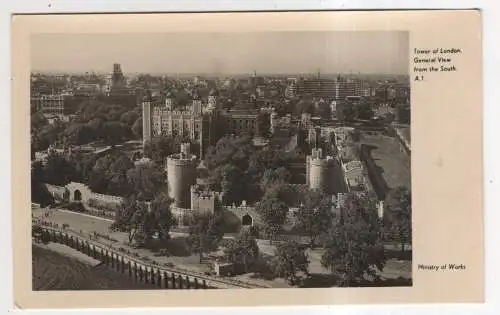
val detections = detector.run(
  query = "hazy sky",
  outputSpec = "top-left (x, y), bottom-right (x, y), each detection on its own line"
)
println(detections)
top-left (31, 31), bottom-right (408, 75)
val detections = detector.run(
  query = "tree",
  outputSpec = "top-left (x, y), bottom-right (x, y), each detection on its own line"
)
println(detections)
top-left (273, 240), bottom-right (310, 285)
top-left (257, 195), bottom-right (288, 243)
top-left (321, 193), bottom-right (386, 286)
top-left (150, 193), bottom-right (176, 241)
top-left (314, 100), bottom-right (331, 119)
top-left (294, 190), bottom-right (335, 248)
top-left (110, 193), bottom-right (174, 246)
top-left (131, 118), bottom-right (143, 140)
top-left (205, 135), bottom-right (255, 171)
top-left (110, 196), bottom-right (144, 245)
top-left (356, 103), bottom-right (374, 120)
top-left (120, 110), bottom-right (139, 126)
top-left (126, 164), bottom-right (166, 201)
top-left (260, 167), bottom-right (291, 189)
top-left (207, 164), bottom-right (244, 204)
top-left (224, 228), bottom-right (260, 273)
top-left (261, 183), bottom-right (304, 210)
top-left (42, 152), bottom-right (76, 186)
top-left (31, 161), bottom-right (54, 207)
top-left (384, 186), bottom-right (412, 252)
top-left (338, 104), bottom-right (357, 123)
top-left (61, 123), bottom-right (93, 146)
top-left (147, 135), bottom-right (183, 164)
top-left (187, 212), bottom-right (224, 263)
top-left (102, 121), bottom-right (131, 144)
top-left (396, 105), bottom-right (411, 124)
top-left (294, 97), bottom-right (314, 115)
top-left (107, 155), bottom-right (134, 196)
top-left (247, 145), bottom-right (286, 183)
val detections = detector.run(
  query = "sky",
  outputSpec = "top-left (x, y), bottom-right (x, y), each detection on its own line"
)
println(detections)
top-left (31, 31), bottom-right (409, 75)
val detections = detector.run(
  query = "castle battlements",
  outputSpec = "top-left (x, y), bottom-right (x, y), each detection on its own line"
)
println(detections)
top-left (166, 153), bottom-right (197, 163)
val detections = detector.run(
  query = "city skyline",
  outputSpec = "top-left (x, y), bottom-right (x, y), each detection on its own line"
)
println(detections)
top-left (31, 31), bottom-right (409, 75)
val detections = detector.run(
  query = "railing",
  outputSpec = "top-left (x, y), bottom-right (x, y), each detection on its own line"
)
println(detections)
top-left (32, 220), bottom-right (271, 289)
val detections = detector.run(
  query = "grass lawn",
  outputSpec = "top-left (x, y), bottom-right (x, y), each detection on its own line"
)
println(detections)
top-left (360, 132), bottom-right (411, 191)
top-left (32, 245), bottom-right (158, 290)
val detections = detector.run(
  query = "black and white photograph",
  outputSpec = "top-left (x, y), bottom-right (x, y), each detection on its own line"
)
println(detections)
top-left (30, 31), bottom-right (412, 290)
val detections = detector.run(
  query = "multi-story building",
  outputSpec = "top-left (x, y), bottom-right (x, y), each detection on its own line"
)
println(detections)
top-left (285, 78), bottom-right (298, 99)
top-left (297, 78), bottom-right (337, 98)
top-left (31, 94), bottom-right (66, 115)
top-left (296, 75), bottom-right (356, 101)
top-left (335, 78), bottom-right (357, 101)
top-left (219, 108), bottom-right (261, 136)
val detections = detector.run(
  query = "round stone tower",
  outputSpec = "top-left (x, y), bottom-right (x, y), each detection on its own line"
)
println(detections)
top-left (166, 143), bottom-right (197, 209)
top-left (306, 148), bottom-right (336, 193)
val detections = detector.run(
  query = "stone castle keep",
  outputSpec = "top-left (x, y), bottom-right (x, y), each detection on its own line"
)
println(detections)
top-left (141, 89), bottom-right (262, 159)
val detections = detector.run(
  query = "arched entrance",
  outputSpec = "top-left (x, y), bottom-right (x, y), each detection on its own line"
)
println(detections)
top-left (241, 214), bottom-right (253, 226)
top-left (73, 189), bottom-right (82, 202)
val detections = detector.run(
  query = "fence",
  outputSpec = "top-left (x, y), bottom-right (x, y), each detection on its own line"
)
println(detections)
top-left (32, 220), bottom-right (270, 289)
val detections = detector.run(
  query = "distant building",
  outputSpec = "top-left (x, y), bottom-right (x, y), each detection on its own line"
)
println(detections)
top-left (285, 78), bottom-right (298, 98)
top-left (32, 94), bottom-right (66, 115)
top-left (74, 83), bottom-right (101, 96)
top-left (219, 108), bottom-right (261, 136)
top-left (334, 78), bottom-right (357, 101)
top-left (297, 78), bottom-right (336, 98)
top-left (296, 75), bottom-right (356, 100)
top-left (111, 63), bottom-right (126, 88)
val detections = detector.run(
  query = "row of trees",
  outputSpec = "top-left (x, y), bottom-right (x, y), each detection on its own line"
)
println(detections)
top-left (203, 135), bottom-right (305, 204)
top-left (262, 187), bottom-right (411, 286)
top-left (34, 149), bottom-right (165, 200)
top-left (31, 99), bottom-right (143, 153)
top-left (110, 194), bottom-right (175, 246)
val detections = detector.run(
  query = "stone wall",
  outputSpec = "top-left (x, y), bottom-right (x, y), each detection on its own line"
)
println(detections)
top-left (43, 182), bottom-right (123, 211)
top-left (359, 145), bottom-right (389, 200)
top-left (224, 201), bottom-right (263, 227)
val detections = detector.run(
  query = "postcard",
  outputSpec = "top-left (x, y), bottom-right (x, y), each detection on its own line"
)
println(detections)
top-left (11, 10), bottom-right (483, 308)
